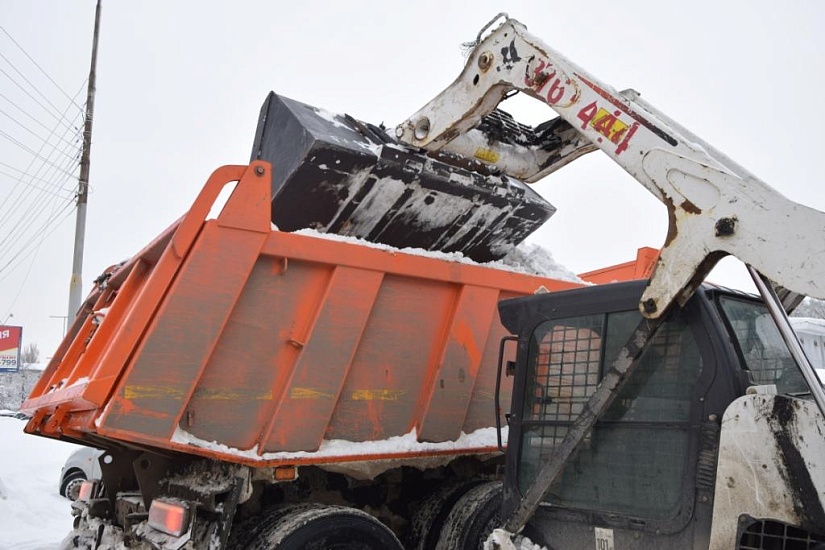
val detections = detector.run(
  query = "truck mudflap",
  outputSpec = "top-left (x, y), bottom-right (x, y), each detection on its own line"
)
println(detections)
top-left (709, 393), bottom-right (825, 548)
top-left (22, 162), bottom-right (580, 468)
top-left (251, 92), bottom-right (556, 263)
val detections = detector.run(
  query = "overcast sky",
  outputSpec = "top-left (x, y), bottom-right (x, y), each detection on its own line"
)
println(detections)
top-left (1, 1), bottom-right (824, 358)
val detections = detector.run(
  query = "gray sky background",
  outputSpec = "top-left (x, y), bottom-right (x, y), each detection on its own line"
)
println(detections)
top-left (2, 1), bottom-right (824, 358)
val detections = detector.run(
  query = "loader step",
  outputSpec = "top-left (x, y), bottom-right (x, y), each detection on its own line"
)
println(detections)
top-left (251, 93), bottom-right (555, 262)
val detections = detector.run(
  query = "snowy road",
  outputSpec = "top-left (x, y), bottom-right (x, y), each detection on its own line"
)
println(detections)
top-left (0, 417), bottom-right (81, 549)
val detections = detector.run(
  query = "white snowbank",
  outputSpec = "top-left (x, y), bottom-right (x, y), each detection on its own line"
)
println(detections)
top-left (0, 417), bottom-right (81, 549)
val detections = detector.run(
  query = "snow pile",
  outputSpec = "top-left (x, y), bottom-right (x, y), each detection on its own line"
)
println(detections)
top-left (293, 228), bottom-right (583, 283)
top-left (0, 417), bottom-right (81, 549)
top-left (500, 242), bottom-right (582, 281)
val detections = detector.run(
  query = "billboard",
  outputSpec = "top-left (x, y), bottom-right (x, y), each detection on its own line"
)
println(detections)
top-left (0, 326), bottom-right (22, 372)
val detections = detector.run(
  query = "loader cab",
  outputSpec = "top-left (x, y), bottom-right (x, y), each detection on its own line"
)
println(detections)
top-left (498, 280), bottom-right (823, 549)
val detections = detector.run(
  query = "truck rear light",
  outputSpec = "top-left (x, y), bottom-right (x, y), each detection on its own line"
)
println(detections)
top-left (274, 466), bottom-right (297, 481)
top-left (77, 481), bottom-right (95, 502)
top-left (148, 499), bottom-right (190, 537)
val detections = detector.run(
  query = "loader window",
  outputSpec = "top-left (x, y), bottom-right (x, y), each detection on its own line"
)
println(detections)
top-left (719, 297), bottom-right (807, 395)
top-left (519, 310), bottom-right (703, 520)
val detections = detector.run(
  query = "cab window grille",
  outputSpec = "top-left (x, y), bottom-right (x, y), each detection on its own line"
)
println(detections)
top-left (739, 517), bottom-right (825, 549)
top-left (518, 310), bottom-right (703, 520)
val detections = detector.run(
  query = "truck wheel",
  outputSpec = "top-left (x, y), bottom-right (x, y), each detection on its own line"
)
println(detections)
top-left (434, 481), bottom-right (502, 550)
top-left (226, 504), bottom-right (301, 549)
top-left (60, 470), bottom-right (87, 500)
top-left (406, 479), bottom-right (485, 550)
top-left (235, 504), bottom-right (403, 549)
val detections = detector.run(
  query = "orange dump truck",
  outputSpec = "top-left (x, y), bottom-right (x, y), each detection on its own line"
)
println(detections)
top-left (22, 91), bottom-right (654, 548)
top-left (21, 161), bottom-right (612, 549)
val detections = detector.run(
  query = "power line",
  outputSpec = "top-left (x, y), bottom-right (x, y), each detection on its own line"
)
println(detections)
top-left (0, 128), bottom-right (80, 173)
top-left (0, 196), bottom-right (75, 281)
top-left (0, 198), bottom-right (74, 320)
top-left (0, 50), bottom-right (82, 129)
top-left (0, 101), bottom-right (83, 256)
top-left (0, 25), bottom-right (83, 110)
top-left (0, 81), bottom-right (85, 231)
top-left (0, 122), bottom-right (82, 251)
top-left (0, 165), bottom-right (76, 199)
top-left (0, 100), bottom-right (83, 150)
top-left (0, 66), bottom-right (79, 135)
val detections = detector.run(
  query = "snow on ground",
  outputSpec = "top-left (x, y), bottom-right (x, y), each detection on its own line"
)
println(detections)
top-left (0, 416), bottom-right (80, 549)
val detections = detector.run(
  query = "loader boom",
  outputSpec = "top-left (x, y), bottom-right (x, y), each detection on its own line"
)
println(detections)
top-left (396, 14), bottom-right (825, 319)
top-left (395, 15), bottom-right (825, 544)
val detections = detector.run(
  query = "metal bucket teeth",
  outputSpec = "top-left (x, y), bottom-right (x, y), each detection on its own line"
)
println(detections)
top-left (251, 92), bottom-right (556, 262)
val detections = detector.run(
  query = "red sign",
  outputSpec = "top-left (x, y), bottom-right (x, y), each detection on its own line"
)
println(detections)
top-left (0, 325), bottom-right (22, 371)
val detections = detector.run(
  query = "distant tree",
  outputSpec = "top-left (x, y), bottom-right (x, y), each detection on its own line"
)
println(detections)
top-left (20, 343), bottom-right (39, 366)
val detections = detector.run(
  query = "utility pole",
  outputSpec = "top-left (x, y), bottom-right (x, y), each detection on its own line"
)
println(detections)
top-left (68, 0), bottom-right (101, 319)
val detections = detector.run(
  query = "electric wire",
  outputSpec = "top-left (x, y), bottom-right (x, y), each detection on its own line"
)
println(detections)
top-left (0, 125), bottom-right (81, 254)
top-left (0, 198), bottom-right (74, 326)
top-left (0, 162), bottom-right (76, 198)
top-left (0, 126), bottom-right (81, 168)
top-left (0, 23), bottom-right (89, 331)
top-left (0, 25), bottom-right (83, 110)
top-left (0, 104), bottom-right (83, 266)
top-left (0, 100), bottom-right (84, 150)
top-left (0, 51), bottom-right (80, 131)
top-left (0, 196), bottom-right (75, 281)
top-left (0, 65), bottom-right (79, 135)
top-left (0, 110), bottom-right (82, 237)
top-left (0, 81), bottom-right (85, 239)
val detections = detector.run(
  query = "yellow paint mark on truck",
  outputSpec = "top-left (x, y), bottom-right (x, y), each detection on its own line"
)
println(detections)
top-left (126, 386), bottom-right (273, 401)
top-left (124, 385), bottom-right (185, 400)
top-left (351, 389), bottom-right (405, 401)
top-left (290, 387), bottom-right (334, 400)
top-left (195, 388), bottom-right (273, 400)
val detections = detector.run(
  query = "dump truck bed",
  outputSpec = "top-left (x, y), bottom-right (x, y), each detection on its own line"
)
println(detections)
top-left (22, 163), bottom-right (580, 469)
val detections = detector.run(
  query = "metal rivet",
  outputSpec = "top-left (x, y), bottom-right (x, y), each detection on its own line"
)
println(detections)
top-left (478, 51), bottom-right (494, 71)
top-left (254, 165), bottom-right (265, 176)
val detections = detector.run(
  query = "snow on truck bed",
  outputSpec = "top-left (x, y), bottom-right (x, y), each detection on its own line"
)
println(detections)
top-left (294, 228), bottom-right (583, 283)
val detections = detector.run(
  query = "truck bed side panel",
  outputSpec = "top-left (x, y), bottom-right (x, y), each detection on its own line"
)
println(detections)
top-left (24, 163), bottom-right (581, 466)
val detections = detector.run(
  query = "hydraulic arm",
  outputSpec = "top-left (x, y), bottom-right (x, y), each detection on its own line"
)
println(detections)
top-left (396, 14), bottom-right (825, 319)
top-left (395, 14), bottom-right (825, 542)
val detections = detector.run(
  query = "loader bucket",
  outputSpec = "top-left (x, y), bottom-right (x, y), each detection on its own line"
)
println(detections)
top-left (251, 93), bottom-right (555, 262)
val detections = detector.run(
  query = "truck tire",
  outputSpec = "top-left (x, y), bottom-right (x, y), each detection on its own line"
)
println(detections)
top-left (434, 481), bottom-right (502, 550)
top-left (60, 470), bottom-right (87, 500)
top-left (227, 504), bottom-right (302, 549)
top-left (406, 479), bottom-right (486, 550)
top-left (231, 504), bottom-right (403, 550)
